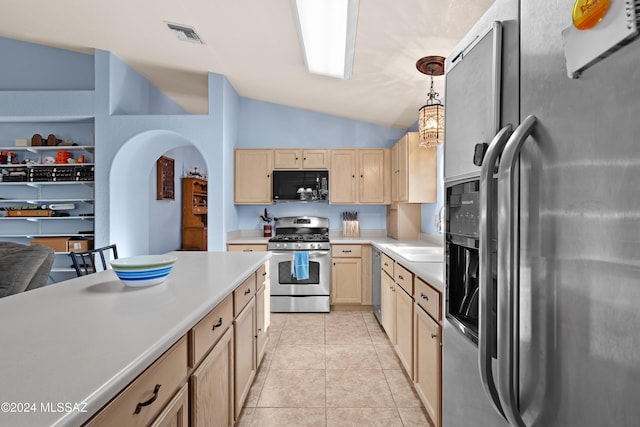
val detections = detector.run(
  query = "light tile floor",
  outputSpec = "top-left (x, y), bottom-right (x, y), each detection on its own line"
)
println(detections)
top-left (237, 311), bottom-right (435, 427)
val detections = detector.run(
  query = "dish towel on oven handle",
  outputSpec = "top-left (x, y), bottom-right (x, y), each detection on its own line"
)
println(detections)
top-left (292, 251), bottom-right (309, 280)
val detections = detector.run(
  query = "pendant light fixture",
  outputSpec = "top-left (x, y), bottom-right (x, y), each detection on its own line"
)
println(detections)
top-left (416, 56), bottom-right (445, 148)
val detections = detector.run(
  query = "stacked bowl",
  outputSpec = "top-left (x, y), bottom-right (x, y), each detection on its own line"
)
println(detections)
top-left (110, 254), bottom-right (177, 287)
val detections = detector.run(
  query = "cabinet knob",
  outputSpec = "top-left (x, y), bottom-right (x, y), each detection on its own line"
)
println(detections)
top-left (360, 174), bottom-right (363, 178)
top-left (398, 274), bottom-right (404, 280)
top-left (244, 288), bottom-right (251, 295)
top-left (421, 293), bottom-right (429, 301)
top-left (352, 175), bottom-right (355, 178)
top-left (431, 333), bottom-right (438, 339)
top-left (303, 157), bottom-right (307, 160)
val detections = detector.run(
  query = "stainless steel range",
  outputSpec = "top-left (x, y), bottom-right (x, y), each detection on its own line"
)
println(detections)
top-left (268, 216), bottom-right (330, 313)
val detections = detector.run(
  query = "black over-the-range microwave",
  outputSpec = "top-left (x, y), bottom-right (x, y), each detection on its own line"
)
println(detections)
top-left (272, 170), bottom-right (329, 201)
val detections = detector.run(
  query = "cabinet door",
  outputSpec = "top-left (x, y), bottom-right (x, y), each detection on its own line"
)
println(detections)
top-left (414, 305), bottom-right (442, 427)
top-left (391, 142), bottom-right (399, 202)
top-left (234, 298), bottom-right (256, 420)
top-left (274, 149), bottom-right (302, 169)
top-left (381, 271), bottom-right (396, 342)
top-left (191, 326), bottom-right (234, 427)
top-left (397, 135), bottom-right (409, 202)
top-left (302, 149), bottom-right (329, 169)
top-left (329, 150), bottom-right (357, 204)
top-left (358, 149), bottom-right (386, 204)
top-left (331, 258), bottom-right (362, 304)
top-left (150, 383), bottom-right (189, 427)
top-left (255, 285), bottom-right (268, 366)
top-left (234, 150), bottom-right (273, 204)
top-left (394, 286), bottom-right (413, 379)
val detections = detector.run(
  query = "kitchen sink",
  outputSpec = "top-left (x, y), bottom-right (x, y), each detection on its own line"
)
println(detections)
top-left (388, 246), bottom-right (444, 263)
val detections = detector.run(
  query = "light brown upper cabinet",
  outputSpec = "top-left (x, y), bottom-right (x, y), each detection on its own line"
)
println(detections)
top-left (391, 132), bottom-right (437, 203)
top-left (234, 149), bottom-right (273, 204)
top-left (329, 149), bottom-right (390, 204)
top-left (273, 149), bottom-right (329, 169)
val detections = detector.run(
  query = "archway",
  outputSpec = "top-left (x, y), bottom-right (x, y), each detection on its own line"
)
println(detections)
top-left (109, 130), bottom-right (207, 257)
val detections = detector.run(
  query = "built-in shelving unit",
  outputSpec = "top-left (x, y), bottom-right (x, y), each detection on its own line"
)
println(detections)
top-left (0, 118), bottom-right (96, 283)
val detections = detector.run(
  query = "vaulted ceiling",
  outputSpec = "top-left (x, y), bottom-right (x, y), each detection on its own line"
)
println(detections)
top-left (0, 0), bottom-right (494, 128)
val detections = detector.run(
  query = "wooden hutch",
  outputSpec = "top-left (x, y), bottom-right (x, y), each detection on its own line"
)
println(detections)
top-left (182, 177), bottom-right (207, 250)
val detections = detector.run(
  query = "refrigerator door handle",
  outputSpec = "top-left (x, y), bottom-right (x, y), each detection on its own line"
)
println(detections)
top-left (496, 115), bottom-right (537, 427)
top-left (478, 124), bottom-right (513, 420)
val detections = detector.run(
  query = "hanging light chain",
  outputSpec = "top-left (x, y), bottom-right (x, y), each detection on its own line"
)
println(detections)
top-left (426, 76), bottom-right (441, 106)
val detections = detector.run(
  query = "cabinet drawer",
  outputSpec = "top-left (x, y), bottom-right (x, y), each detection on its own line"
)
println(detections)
top-left (227, 244), bottom-right (268, 252)
top-left (86, 336), bottom-right (188, 427)
top-left (415, 277), bottom-right (441, 321)
top-left (381, 253), bottom-right (395, 277)
top-left (332, 244), bottom-right (362, 258)
top-left (189, 293), bottom-right (234, 367)
top-left (394, 263), bottom-right (413, 295)
top-left (234, 273), bottom-right (256, 316)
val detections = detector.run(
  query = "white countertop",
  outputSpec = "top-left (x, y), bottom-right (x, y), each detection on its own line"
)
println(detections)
top-left (0, 251), bottom-right (270, 427)
top-left (228, 233), bottom-right (444, 291)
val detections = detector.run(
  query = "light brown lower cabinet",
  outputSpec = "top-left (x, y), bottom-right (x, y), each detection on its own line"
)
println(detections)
top-left (150, 383), bottom-right (189, 427)
top-left (414, 303), bottom-right (442, 427)
top-left (331, 257), bottom-right (362, 304)
top-left (381, 270), bottom-right (396, 342)
top-left (234, 298), bottom-right (256, 420)
top-left (85, 336), bottom-right (188, 427)
top-left (190, 326), bottom-right (234, 427)
top-left (255, 284), bottom-right (268, 365)
top-left (227, 244), bottom-right (268, 252)
top-left (394, 285), bottom-right (413, 379)
top-left (84, 262), bottom-right (271, 427)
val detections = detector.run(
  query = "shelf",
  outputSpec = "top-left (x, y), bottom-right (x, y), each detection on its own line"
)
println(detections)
top-left (0, 181), bottom-right (94, 186)
top-left (0, 198), bottom-right (94, 204)
top-left (0, 162), bottom-right (95, 168)
top-left (0, 146), bottom-right (94, 153)
top-left (0, 233), bottom-right (94, 238)
top-left (0, 216), bottom-right (94, 221)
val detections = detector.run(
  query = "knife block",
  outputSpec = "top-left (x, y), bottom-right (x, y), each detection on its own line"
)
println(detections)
top-left (342, 220), bottom-right (360, 237)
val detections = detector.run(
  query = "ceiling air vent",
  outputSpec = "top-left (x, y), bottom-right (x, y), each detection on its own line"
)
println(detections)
top-left (165, 22), bottom-right (205, 44)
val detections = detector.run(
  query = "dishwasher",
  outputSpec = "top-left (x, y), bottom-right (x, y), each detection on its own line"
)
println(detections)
top-left (371, 246), bottom-right (382, 323)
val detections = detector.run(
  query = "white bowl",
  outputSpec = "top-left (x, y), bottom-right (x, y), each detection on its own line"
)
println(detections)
top-left (111, 255), bottom-right (176, 287)
top-left (110, 254), bottom-right (177, 270)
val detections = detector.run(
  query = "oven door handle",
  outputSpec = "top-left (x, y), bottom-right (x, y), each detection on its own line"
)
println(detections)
top-left (479, 123), bottom-right (513, 420)
top-left (270, 250), bottom-right (330, 258)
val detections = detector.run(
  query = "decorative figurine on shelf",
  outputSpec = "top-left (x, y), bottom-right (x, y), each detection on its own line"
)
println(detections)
top-left (259, 208), bottom-right (275, 237)
top-left (187, 166), bottom-right (205, 179)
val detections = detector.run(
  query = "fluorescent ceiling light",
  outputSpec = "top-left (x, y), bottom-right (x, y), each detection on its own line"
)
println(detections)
top-left (292, 0), bottom-right (359, 79)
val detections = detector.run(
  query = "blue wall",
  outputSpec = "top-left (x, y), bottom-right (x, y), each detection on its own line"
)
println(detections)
top-left (0, 37), bottom-right (94, 90)
top-left (109, 54), bottom-right (188, 115)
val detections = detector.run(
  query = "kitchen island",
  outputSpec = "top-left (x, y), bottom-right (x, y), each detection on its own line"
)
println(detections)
top-left (0, 250), bottom-right (270, 427)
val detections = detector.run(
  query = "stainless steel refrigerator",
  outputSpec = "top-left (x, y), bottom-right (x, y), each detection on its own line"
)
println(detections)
top-left (442, 0), bottom-right (640, 426)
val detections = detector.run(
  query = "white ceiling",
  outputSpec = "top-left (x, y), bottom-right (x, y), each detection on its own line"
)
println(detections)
top-left (0, 0), bottom-right (494, 129)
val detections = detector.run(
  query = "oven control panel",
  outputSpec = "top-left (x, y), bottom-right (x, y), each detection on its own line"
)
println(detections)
top-left (268, 242), bottom-right (331, 251)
